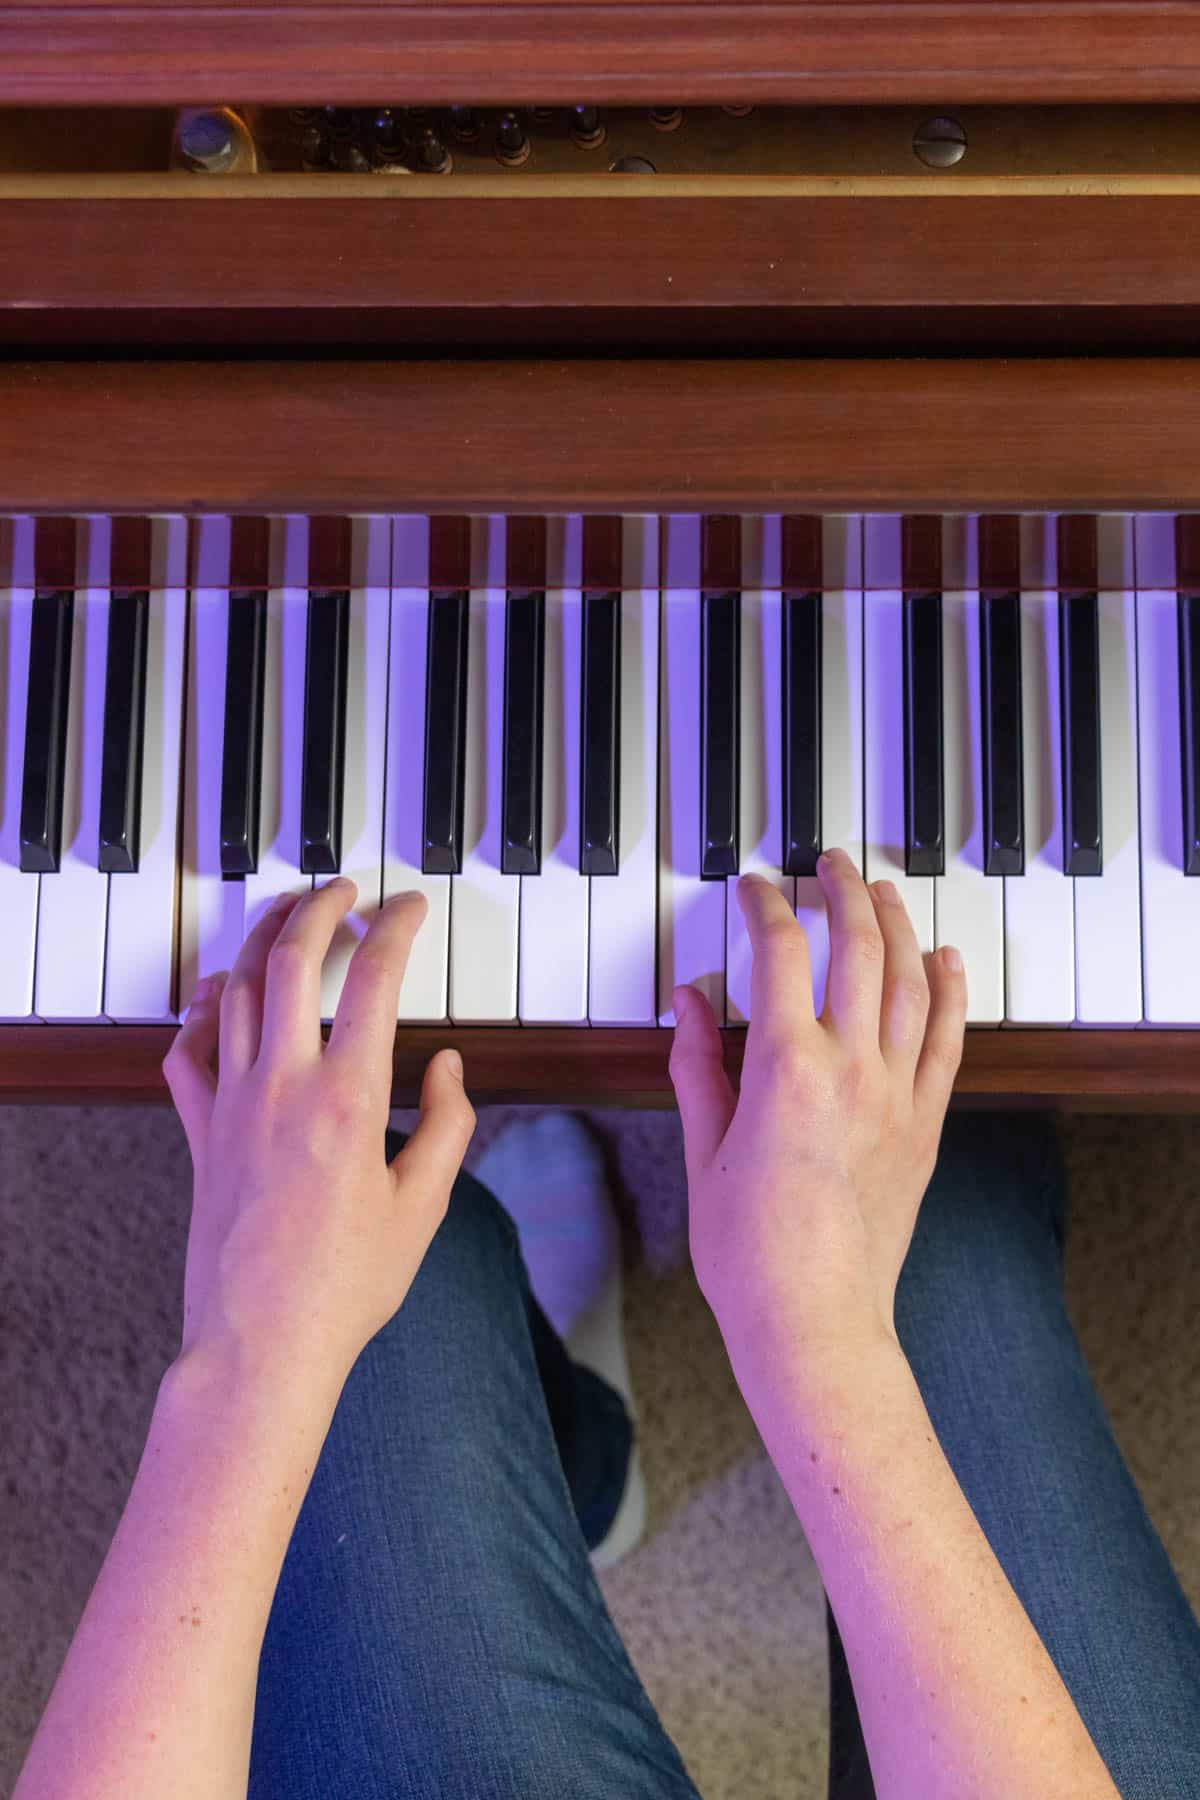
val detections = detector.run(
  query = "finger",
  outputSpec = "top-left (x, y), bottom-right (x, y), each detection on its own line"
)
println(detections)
top-left (738, 873), bottom-right (815, 1060)
top-left (817, 847), bottom-right (886, 1052)
top-left (914, 947), bottom-right (967, 1122)
top-left (326, 891), bottom-right (428, 1105)
top-left (390, 1047), bottom-right (476, 1219)
top-left (258, 877), bottom-right (358, 1070)
top-left (668, 983), bottom-right (736, 1176)
top-left (869, 878), bottom-right (930, 1073)
top-left (219, 892), bottom-right (301, 1078)
top-left (163, 972), bottom-right (227, 1153)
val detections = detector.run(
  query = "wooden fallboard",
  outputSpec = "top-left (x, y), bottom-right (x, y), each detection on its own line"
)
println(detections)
top-left (0, 1026), bottom-right (1198, 1109)
top-left (4, 359), bottom-right (1200, 515)
top-left (3, 4), bottom-right (1200, 106)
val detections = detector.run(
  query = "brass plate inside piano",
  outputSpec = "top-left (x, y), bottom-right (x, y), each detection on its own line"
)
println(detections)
top-left (5, 105), bottom-right (1200, 194)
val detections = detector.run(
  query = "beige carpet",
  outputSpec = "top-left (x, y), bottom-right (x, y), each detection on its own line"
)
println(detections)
top-left (2, 1103), bottom-right (1198, 1799)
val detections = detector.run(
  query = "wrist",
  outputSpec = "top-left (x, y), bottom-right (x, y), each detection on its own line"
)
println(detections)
top-left (163, 1329), bottom-right (346, 1436)
top-left (720, 1307), bottom-right (908, 1432)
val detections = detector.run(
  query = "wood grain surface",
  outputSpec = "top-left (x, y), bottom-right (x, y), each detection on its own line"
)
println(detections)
top-left (4, 5), bottom-right (1200, 105)
top-left (2, 192), bottom-right (1198, 360)
top-left (3, 358), bottom-right (1200, 514)
top-left (0, 1026), bottom-right (1198, 1109)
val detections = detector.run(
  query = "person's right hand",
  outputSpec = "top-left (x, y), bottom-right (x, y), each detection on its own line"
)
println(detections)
top-left (667, 848), bottom-right (967, 1379)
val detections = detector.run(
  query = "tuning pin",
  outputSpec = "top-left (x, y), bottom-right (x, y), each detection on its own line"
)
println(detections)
top-left (331, 139), bottom-right (372, 173)
top-left (450, 106), bottom-right (480, 143)
top-left (495, 111), bottom-right (531, 165)
top-left (570, 104), bottom-right (605, 149)
top-left (299, 121), bottom-right (331, 168)
top-left (371, 108), bottom-right (404, 148)
top-left (649, 106), bottom-right (684, 131)
top-left (323, 106), bottom-right (356, 140)
top-left (416, 127), bottom-right (452, 174)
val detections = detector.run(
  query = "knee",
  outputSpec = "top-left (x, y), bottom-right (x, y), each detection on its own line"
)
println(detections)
top-left (899, 1112), bottom-right (1068, 1300)
top-left (386, 1128), bottom-right (520, 1264)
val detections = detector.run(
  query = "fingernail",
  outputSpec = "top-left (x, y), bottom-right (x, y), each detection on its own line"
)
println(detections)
top-left (942, 945), bottom-right (964, 974)
top-left (444, 1048), bottom-right (463, 1080)
top-left (873, 879), bottom-right (900, 905)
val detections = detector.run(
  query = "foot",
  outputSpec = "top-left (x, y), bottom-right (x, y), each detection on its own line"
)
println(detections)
top-left (474, 1112), bottom-right (646, 1568)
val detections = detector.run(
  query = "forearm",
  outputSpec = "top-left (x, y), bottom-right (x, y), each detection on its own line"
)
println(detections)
top-left (15, 1338), bottom-right (339, 1800)
top-left (735, 1327), bottom-right (1119, 1800)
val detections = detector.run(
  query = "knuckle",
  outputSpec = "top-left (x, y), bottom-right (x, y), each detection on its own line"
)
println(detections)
top-left (843, 924), bottom-right (885, 968)
top-left (267, 936), bottom-right (308, 982)
top-left (893, 974), bottom-right (931, 1018)
top-left (924, 1032), bottom-right (965, 1082)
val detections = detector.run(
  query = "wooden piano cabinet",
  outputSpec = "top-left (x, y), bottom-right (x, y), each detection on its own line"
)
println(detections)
top-left (5, 358), bottom-right (1200, 515)
top-left (5, 190), bottom-right (1200, 358)
top-left (5, 4), bottom-right (1200, 106)
top-left (0, 1027), bottom-right (1198, 1110)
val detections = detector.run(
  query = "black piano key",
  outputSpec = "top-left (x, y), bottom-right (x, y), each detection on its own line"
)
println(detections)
top-left (902, 517), bottom-right (944, 878)
top-left (423, 583), bottom-right (469, 878)
top-left (781, 516), bottom-right (822, 877)
top-left (1180, 593), bottom-right (1200, 876)
top-left (580, 516), bottom-right (623, 877)
top-left (98, 589), bottom-right (149, 873)
top-left (1057, 516), bottom-right (1102, 877)
top-left (978, 515), bottom-right (1024, 877)
top-left (501, 586), bottom-right (545, 876)
top-left (219, 589), bottom-right (267, 876)
top-left (700, 515), bottom-right (741, 880)
top-left (1175, 518), bottom-right (1200, 878)
top-left (19, 588), bottom-right (74, 874)
top-left (300, 587), bottom-right (350, 875)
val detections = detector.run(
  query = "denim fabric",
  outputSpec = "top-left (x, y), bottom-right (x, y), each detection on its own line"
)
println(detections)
top-left (249, 1117), bottom-right (1200, 1800)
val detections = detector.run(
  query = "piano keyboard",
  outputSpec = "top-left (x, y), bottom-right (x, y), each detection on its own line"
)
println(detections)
top-left (1, 510), bottom-right (1197, 1030)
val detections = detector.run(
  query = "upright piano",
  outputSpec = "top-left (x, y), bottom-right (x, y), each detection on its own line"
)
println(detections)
top-left (2, 2), bottom-right (1199, 1106)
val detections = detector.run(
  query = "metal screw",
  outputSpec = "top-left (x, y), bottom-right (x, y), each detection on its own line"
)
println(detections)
top-left (912, 115), bottom-right (967, 169)
top-left (495, 112), bottom-right (530, 165)
top-left (177, 110), bottom-right (240, 173)
top-left (649, 107), bottom-right (683, 132)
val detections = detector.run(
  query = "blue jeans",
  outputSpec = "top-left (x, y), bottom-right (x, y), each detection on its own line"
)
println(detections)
top-left (248, 1116), bottom-right (1200, 1800)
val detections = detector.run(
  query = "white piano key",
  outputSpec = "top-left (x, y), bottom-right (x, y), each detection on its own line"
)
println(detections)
top-left (242, 517), bottom-right (310, 936)
top-left (449, 516), bottom-right (519, 1023)
top-left (1004, 515), bottom-right (1075, 1023)
top-left (103, 517), bottom-right (188, 1022)
top-left (384, 514), bottom-right (450, 1023)
top-left (863, 516), bottom-right (934, 952)
top-left (318, 517), bottom-right (390, 1021)
top-left (658, 515), bottom-right (726, 1025)
top-left (0, 519), bottom-right (39, 1020)
top-left (726, 515), bottom-right (793, 1025)
top-left (519, 516), bottom-right (587, 1023)
top-left (34, 518), bottom-right (109, 1021)
top-left (178, 518), bottom-right (246, 1003)
top-left (938, 517), bottom-right (1004, 1024)
top-left (1074, 515), bottom-right (1142, 1024)
top-left (795, 516), bottom-right (864, 1016)
top-left (588, 514), bottom-right (659, 1026)
top-left (1136, 513), bottom-right (1200, 1024)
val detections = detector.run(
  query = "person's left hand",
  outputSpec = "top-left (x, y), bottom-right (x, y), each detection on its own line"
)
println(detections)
top-left (163, 879), bottom-right (475, 1400)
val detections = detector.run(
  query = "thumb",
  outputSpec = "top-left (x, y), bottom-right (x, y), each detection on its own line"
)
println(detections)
top-left (163, 973), bottom-right (227, 1157)
top-left (390, 1047), bottom-right (477, 1215)
top-left (668, 984), bottom-right (736, 1177)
